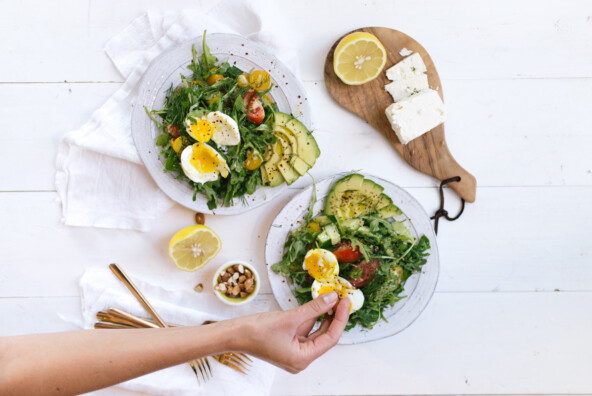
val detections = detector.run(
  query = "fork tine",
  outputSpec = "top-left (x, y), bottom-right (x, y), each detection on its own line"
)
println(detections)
top-left (227, 352), bottom-right (252, 366)
top-left (203, 357), bottom-right (213, 379)
top-left (237, 353), bottom-right (253, 363)
top-left (219, 356), bottom-right (248, 375)
top-left (191, 360), bottom-right (205, 384)
top-left (225, 356), bottom-right (250, 372)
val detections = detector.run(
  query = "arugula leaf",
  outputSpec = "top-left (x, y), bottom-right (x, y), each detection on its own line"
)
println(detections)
top-left (201, 30), bottom-right (218, 72)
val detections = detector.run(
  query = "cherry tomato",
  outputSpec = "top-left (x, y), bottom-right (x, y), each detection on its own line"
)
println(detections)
top-left (207, 74), bottom-right (224, 85)
top-left (332, 240), bottom-right (362, 263)
top-left (167, 124), bottom-right (180, 138)
top-left (248, 70), bottom-right (271, 91)
top-left (306, 222), bottom-right (321, 233)
top-left (244, 90), bottom-right (265, 125)
top-left (244, 149), bottom-right (263, 170)
top-left (349, 259), bottom-right (381, 288)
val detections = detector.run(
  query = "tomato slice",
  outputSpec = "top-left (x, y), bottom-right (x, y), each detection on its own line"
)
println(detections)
top-left (167, 124), bottom-right (180, 138)
top-left (349, 259), bottom-right (381, 288)
top-left (244, 90), bottom-right (265, 125)
top-left (332, 240), bottom-right (362, 263)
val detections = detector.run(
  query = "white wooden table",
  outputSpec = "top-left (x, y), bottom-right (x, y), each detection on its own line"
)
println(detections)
top-left (2, 1), bottom-right (592, 394)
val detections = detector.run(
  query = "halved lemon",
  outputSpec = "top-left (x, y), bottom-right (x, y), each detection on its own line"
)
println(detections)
top-left (169, 225), bottom-right (221, 272)
top-left (333, 32), bottom-right (387, 85)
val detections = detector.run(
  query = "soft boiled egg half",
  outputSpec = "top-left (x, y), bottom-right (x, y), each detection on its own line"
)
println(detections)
top-left (184, 111), bottom-right (241, 146)
top-left (311, 277), bottom-right (365, 313)
top-left (303, 248), bottom-right (339, 281)
top-left (180, 143), bottom-right (229, 184)
top-left (303, 248), bottom-right (365, 313)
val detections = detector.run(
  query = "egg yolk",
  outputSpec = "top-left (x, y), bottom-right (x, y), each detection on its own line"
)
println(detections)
top-left (304, 252), bottom-right (336, 281)
top-left (189, 119), bottom-right (214, 142)
top-left (317, 282), bottom-right (353, 312)
top-left (190, 143), bottom-right (220, 174)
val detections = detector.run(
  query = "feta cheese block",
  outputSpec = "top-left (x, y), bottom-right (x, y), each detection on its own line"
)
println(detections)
top-left (385, 73), bottom-right (429, 102)
top-left (385, 53), bottom-right (427, 81)
top-left (385, 89), bottom-right (446, 145)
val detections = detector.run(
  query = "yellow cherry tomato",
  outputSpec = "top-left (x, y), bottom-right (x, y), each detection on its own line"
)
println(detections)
top-left (306, 222), bottom-right (321, 233)
top-left (206, 95), bottom-right (220, 105)
top-left (172, 136), bottom-right (188, 154)
top-left (244, 149), bottom-right (263, 171)
top-left (248, 70), bottom-right (271, 92)
top-left (237, 74), bottom-right (250, 88)
top-left (207, 74), bottom-right (224, 86)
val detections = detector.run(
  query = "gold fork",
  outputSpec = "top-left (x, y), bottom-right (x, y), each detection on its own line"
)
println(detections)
top-left (108, 264), bottom-right (212, 384)
top-left (94, 309), bottom-right (252, 374)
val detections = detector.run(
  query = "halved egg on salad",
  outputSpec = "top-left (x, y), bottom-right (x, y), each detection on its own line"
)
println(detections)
top-left (184, 111), bottom-right (241, 146)
top-left (180, 143), bottom-right (229, 184)
top-left (303, 248), bottom-right (365, 313)
top-left (311, 277), bottom-right (365, 313)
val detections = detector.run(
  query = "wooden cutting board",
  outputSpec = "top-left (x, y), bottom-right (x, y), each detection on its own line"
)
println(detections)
top-left (324, 27), bottom-right (476, 203)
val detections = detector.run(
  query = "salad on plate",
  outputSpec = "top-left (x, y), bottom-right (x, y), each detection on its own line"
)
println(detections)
top-left (146, 33), bottom-right (320, 210)
top-left (272, 173), bottom-right (431, 330)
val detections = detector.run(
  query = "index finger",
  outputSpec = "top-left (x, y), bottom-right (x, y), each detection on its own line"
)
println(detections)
top-left (309, 297), bottom-right (350, 358)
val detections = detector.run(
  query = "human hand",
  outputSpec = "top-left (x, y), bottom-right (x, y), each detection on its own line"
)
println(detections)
top-left (236, 292), bottom-right (350, 373)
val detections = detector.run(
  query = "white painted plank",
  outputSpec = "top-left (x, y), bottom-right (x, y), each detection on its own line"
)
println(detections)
top-left (1, 0), bottom-right (592, 82)
top-left (2, 292), bottom-right (592, 395)
top-left (2, 78), bottom-right (592, 191)
top-left (0, 186), bottom-right (590, 298)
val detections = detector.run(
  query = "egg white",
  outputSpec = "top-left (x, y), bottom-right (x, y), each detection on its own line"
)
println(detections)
top-left (311, 277), bottom-right (365, 313)
top-left (206, 111), bottom-right (241, 146)
top-left (180, 144), bottom-right (229, 184)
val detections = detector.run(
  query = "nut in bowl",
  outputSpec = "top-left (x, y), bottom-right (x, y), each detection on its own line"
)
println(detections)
top-left (213, 261), bottom-right (259, 305)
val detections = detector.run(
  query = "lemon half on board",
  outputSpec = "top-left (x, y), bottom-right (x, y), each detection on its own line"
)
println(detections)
top-left (333, 32), bottom-right (387, 85)
top-left (169, 225), bottom-right (221, 271)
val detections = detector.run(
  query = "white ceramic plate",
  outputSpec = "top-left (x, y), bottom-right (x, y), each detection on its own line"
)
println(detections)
top-left (265, 173), bottom-right (439, 344)
top-left (131, 33), bottom-right (311, 215)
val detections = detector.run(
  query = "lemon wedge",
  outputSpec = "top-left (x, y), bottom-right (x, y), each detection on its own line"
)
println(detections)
top-left (333, 32), bottom-right (387, 85)
top-left (169, 225), bottom-right (221, 272)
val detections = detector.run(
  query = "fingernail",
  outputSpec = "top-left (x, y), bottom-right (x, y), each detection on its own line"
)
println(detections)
top-left (323, 292), bottom-right (338, 304)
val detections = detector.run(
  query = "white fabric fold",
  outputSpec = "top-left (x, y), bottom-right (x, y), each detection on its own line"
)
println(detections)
top-left (55, 0), bottom-right (298, 231)
top-left (80, 267), bottom-right (276, 395)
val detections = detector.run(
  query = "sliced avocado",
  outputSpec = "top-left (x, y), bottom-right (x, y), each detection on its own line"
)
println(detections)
top-left (275, 135), bottom-right (299, 185)
top-left (291, 156), bottom-right (310, 176)
top-left (376, 193), bottom-right (393, 210)
top-left (263, 141), bottom-right (284, 187)
top-left (324, 174), bottom-right (365, 217)
top-left (273, 112), bottom-right (320, 168)
top-left (260, 167), bottom-right (269, 186)
top-left (377, 204), bottom-right (403, 219)
top-left (277, 160), bottom-right (299, 185)
top-left (361, 179), bottom-right (384, 202)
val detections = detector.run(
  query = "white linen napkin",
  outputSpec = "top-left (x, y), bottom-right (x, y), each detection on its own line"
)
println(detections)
top-left (55, 1), bottom-right (299, 231)
top-left (80, 267), bottom-right (277, 395)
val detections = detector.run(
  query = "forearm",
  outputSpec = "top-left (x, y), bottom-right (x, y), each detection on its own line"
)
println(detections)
top-left (0, 320), bottom-right (241, 396)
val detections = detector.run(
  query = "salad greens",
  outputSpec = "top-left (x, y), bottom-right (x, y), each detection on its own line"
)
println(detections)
top-left (146, 32), bottom-right (278, 209)
top-left (272, 185), bottom-right (431, 330)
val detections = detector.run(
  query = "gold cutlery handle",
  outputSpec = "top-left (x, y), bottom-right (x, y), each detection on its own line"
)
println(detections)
top-left (109, 263), bottom-right (167, 328)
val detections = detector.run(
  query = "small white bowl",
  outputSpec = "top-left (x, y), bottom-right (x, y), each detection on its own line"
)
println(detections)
top-left (212, 260), bottom-right (260, 305)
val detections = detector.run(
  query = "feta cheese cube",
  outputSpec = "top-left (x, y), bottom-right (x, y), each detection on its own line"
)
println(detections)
top-left (385, 73), bottom-right (429, 102)
top-left (385, 89), bottom-right (446, 145)
top-left (385, 53), bottom-right (427, 81)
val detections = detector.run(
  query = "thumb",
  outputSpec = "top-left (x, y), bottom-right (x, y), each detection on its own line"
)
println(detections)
top-left (298, 292), bottom-right (339, 320)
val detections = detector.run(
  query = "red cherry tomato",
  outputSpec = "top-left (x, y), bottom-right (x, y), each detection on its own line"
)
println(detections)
top-left (332, 240), bottom-right (362, 263)
top-left (244, 90), bottom-right (265, 125)
top-left (167, 124), bottom-right (180, 138)
top-left (349, 259), bottom-right (381, 288)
